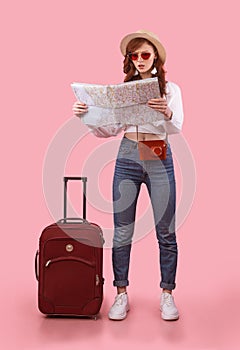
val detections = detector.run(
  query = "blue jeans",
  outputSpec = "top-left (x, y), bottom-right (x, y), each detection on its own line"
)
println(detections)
top-left (112, 137), bottom-right (177, 290)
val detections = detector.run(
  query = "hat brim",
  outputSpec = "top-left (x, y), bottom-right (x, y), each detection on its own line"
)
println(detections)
top-left (120, 31), bottom-right (166, 64)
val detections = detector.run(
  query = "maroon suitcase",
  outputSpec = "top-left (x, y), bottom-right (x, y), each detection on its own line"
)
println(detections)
top-left (35, 177), bottom-right (104, 318)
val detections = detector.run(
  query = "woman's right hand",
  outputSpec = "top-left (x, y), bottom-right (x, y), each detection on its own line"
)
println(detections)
top-left (72, 101), bottom-right (88, 116)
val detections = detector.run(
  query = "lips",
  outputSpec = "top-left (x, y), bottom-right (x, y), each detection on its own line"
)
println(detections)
top-left (138, 64), bottom-right (145, 69)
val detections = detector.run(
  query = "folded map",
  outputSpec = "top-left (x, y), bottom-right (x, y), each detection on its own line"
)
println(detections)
top-left (71, 77), bottom-right (164, 126)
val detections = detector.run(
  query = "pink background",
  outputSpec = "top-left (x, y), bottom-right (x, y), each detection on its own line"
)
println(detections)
top-left (1, 0), bottom-right (240, 349)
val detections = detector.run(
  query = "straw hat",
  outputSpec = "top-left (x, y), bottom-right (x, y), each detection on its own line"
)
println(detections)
top-left (120, 29), bottom-right (166, 63)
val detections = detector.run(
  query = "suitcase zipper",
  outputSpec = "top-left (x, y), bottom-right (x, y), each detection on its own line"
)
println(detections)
top-left (45, 260), bottom-right (51, 267)
top-left (44, 257), bottom-right (96, 268)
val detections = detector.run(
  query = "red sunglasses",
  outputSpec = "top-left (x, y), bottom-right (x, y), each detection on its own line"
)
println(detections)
top-left (128, 52), bottom-right (152, 61)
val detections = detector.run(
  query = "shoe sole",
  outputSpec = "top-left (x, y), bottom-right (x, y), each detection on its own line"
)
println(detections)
top-left (161, 312), bottom-right (179, 321)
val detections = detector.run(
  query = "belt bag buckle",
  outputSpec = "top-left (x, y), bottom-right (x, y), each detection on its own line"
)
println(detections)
top-left (138, 140), bottom-right (167, 160)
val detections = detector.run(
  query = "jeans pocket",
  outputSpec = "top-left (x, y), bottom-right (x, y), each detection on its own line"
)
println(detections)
top-left (118, 138), bottom-right (136, 156)
top-left (118, 145), bottom-right (132, 155)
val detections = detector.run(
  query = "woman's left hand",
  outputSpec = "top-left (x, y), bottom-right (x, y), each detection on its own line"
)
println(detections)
top-left (148, 98), bottom-right (172, 120)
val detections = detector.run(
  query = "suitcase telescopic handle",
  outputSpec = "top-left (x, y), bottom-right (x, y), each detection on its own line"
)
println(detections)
top-left (57, 218), bottom-right (89, 224)
top-left (63, 177), bottom-right (87, 220)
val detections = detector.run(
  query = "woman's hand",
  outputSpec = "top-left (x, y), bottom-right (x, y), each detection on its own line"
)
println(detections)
top-left (72, 101), bottom-right (88, 116)
top-left (148, 98), bottom-right (173, 120)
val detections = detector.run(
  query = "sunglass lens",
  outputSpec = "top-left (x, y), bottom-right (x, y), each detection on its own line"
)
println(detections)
top-left (141, 52), bottom-right (151, 60)
top-left (129, 52), bottom-right (152, 60)
top-left (129, 53), bottom-right (138, 60)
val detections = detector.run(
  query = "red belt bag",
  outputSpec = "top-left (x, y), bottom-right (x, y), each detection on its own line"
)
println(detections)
top-left (138, 139), bottom-right (167, 160)
top-left (136, 126), bottom-right (168, 161)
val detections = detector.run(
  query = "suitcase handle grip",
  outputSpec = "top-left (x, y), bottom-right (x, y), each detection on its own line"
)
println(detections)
top-left (57, 217), bottom-right (90, 224)
top-left (35, 250), bottom-right (39, 281)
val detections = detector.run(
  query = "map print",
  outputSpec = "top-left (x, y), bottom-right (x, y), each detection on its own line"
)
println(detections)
top-left (71, 77), bottom-right (164, 126)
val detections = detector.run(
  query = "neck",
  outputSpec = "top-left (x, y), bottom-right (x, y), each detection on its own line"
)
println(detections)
top-left (140, 71), bottom-right (153, 79)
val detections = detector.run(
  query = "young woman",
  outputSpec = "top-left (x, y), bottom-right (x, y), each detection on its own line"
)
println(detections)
top-left (73, 30), bottom-right (184, 321)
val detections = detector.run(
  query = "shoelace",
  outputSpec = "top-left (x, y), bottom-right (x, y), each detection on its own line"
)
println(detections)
top-left (163, 293), bottom-right (173, 306)
top-left (114, 293), bottom-right (125, 306)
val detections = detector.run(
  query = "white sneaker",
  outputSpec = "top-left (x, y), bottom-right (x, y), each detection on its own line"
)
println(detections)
top-left (108, 292), bottom-right (130, 320)
top-left (160, 292), bottom-right (179, 320)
